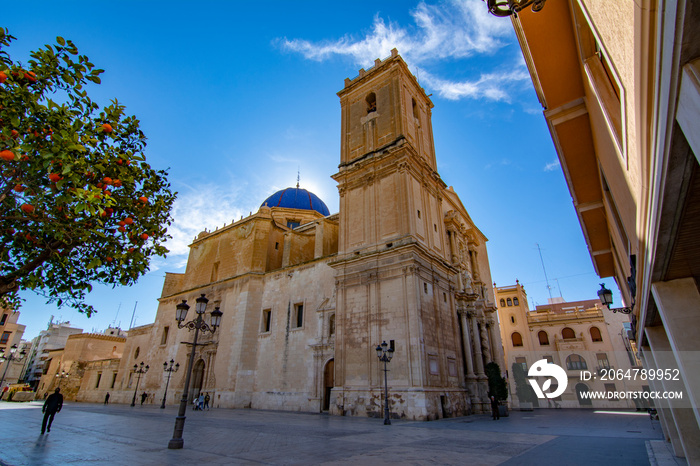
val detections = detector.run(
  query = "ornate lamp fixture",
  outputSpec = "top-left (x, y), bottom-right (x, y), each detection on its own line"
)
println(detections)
top-left (0, 344), bottom-right (27, 389)
top-left (168, 293), bottom-right (222, 449)
top-left (160, 359), bottom-right (180, 409)
top-left (376, 341), bottom-right (395, 426)
top-left (597, 283), bottom-right (633, 314)
top-left (52, 369), bottom-right (70, 390)
top-left (486, 0), bottom-right (546, 17)
top-left (130, 362), bottom-right (150, 407)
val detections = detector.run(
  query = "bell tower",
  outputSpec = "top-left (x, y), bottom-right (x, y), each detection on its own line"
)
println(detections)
top-left (330, 50), bottom-right (487, 420)
top-left (334, 49), bottom-right (446, 258)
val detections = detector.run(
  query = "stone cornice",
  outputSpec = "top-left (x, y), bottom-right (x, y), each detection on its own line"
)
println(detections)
top-left (67, 333), bottom-right (127, 343)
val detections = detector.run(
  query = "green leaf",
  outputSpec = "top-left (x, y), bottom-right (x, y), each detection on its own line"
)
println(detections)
top-left (56, 36), bottom-right (65, 46)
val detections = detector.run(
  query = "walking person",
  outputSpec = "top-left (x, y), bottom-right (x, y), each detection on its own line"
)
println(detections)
top-left (204, 392), bottom-right (210, 410)
top-left (197, 393), bottom-right (204, 411)
top-left (104, 392), bottom-right (110, 405)
top-left (140, 392), bottom-right (147, 405)
top-left (41, 388), bottom-right (63, 434)
top-left (490, 395), bottom-right (500, 421)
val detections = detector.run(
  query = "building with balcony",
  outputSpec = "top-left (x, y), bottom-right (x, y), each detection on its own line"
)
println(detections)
top-left (0, 309), bottom-right (26, 392)
top-left (496, 282), bottom-right (645, 409)
top-left (21, 319), bottom-right (83, 390)
top-left (505, 0), bottom-right (700, 460)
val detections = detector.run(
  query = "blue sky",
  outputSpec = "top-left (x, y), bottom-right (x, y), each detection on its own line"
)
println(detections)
top-left (4, 0), bottom-right (621, 340)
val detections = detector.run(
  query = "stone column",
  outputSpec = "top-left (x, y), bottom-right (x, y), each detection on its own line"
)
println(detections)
top-left (480, 321), bottom-right (492, 364)
top-left (448, 228), bottom-right (459, 265)
top-left (646, 325), bottom-right (700, 462)
top-left (468, 244), bottom-right (480, 283)
top-left (459, 310), bottom-right (475, 378)
top-left (470, 313), bottom-right (485, 376)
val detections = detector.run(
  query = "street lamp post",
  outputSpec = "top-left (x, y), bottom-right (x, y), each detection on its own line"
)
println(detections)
top-left (597, 284), bottom-right (633, 314)
top-left (0, 345), bottom-right (27, 393)
top-left (130, 362), bottom-right (149, 407)
top-left (161, 359), bottom-right (179, 409)
top-left (168, 294), bottom-right (222, 449)
top-left (375, 341), bottom-right (395, 425)
top-left (54, 370), bottom-right (69, 390)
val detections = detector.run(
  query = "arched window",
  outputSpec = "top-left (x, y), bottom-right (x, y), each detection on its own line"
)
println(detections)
top-left (366, 92), bottom-right (377, 114)
top-left (500, 299), bottom-right (506, 307)
top-left (538, 331), bottom-right (549, 346)
top-left (510, 315), bottom-right (515, 324)
top-left (134, 347), bottom-right (140, 359)
top-left (412, 97), bottom-right (420, 120)
top-left (507, 298), bottom-right (512, 306)
top-left (590, 326), bottom-right (603, 342)
top-left (329, 314), bottom-right (336, 336)
top-left (513, 297), bottom-right (519, 306)
top-left (511, 332), bottom-right (523, 347)
top-left (566, 354), bottom-right (588, 371)
top-left (562, 327), bottom-right (576, 339)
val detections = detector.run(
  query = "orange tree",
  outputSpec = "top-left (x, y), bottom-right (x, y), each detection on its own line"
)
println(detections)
top-left (0, 28), bottom-right (175, 315)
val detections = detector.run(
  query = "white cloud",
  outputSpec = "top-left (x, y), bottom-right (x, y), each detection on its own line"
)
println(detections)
top-left (279, 0), bottom-right (524, 102)
top-left (418, 67), bottom-right (529, 101)
top-left (164, 183), bottom-right (248, 260)
top-left (282, 0), bottom-right (512, 67)
top-left (544, 160), bottom-right (561, 172)
top-left (282, 16), bottom-right (411, 66)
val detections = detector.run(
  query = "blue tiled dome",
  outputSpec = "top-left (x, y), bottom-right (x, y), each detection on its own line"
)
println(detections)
top-left (261, 187), bottom-right (330, 216)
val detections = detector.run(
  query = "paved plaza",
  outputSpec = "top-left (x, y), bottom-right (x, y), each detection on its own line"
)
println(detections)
top-left (0, 401), bottom-right (681, 465)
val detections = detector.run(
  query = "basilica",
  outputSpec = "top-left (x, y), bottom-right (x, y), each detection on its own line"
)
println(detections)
top-left (77, 49), bottom-right (504, 420)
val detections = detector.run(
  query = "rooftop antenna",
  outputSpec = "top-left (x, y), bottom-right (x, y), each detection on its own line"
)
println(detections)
top-left (112, 302), bottom-right (122, 327)
top-left (536, 243), bottom-right (553, 300)
top-left (554, 278), bottom-right (563, 298)
top-left (128, 301), bottom-right (138, 330)
top-left (296, 167), bottom-right (300, 188)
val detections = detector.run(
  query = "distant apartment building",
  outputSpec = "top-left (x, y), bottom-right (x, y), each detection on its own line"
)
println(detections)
top-left (0, 309), bottom-right (26, 390)
top-left (496, 282), bottom-right (646, 410)
top-left (22, 320), bottom-right (83, 390)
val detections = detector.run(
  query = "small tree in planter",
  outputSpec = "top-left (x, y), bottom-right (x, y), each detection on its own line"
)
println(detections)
top-left (485, 362), bottom-right (508, 416)
top-left (512, 362), bottom-right (539, 409)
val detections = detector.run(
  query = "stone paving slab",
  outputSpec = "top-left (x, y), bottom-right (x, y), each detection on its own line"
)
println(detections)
top-left (0, 401), bottom-right (666, 465)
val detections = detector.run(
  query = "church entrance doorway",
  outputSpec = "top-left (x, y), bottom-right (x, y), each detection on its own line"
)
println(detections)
top-left (323, 359), bottom-right (334, 411)
top-left (191, 359), bottom-right (205, 402)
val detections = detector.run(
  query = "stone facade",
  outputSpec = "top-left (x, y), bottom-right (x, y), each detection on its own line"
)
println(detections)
top-left (511, 0), bottom-right (700, 459)
top-left (0, 309), bottom-right (26, 392)
top-left (22, 321), bottom-right (83, 390)
top-left (497, 283), bottom-right (647, 410)
top-left (83, 51), bottom-right (503, 420)
top-left (36, 332), bottom-right (125, 401)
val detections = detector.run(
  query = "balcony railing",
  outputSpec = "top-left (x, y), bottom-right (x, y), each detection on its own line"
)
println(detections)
top-left (527, 308), bottom-right (604, 324)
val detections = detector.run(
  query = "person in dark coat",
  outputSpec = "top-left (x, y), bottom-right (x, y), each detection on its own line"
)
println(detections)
top-left (104, 393), bottom-right (110, 405)
top-left (140, 392), bottom-right (147, 405)
top-left (490, 395), bottom-right (500, 420)
top-left (41, 388), bottom-right (63, 434)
